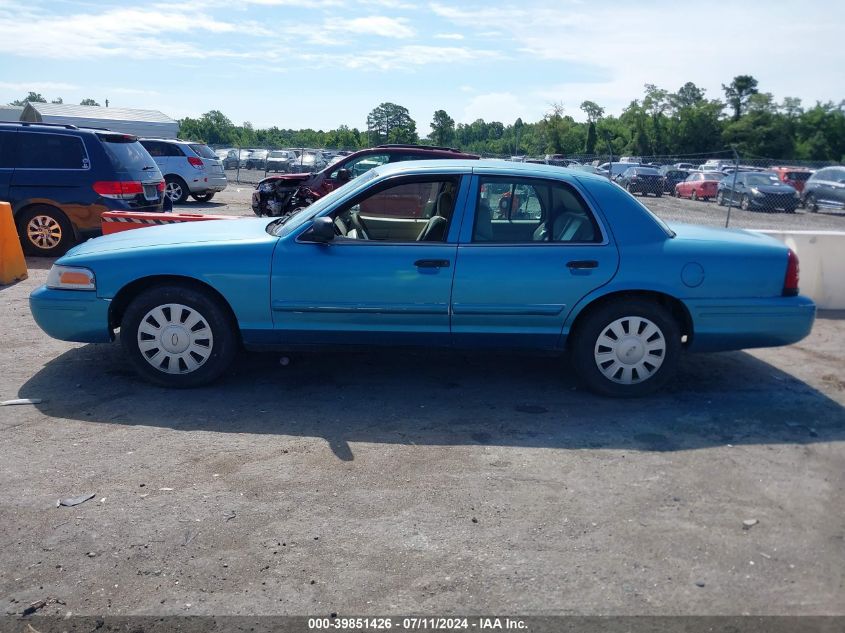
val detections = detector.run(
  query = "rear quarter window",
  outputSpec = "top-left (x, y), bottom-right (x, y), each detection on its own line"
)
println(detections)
top-left (18, 132), bottom-right (88, 169)
top-left (189, 144), bottom-right (217, 159)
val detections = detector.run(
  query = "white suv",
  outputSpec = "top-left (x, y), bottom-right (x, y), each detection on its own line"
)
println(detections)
top-left (140, 139), bottom-right (227, 203)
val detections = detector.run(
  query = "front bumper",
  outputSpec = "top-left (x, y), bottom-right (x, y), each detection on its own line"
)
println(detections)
top-left (29, 286), bottom-right (112, 344)
top-left (684, 295), bottom-right (815, 353)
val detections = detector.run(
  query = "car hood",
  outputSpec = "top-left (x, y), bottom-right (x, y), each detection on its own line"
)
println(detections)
top-left (259, 172), bottom-right (314, 185)
top-left (60, 218), bottom-right (277, 260)
top-left (752, 184), bottom-right (796, 194)
top-left (667, 222), bottom-right (784, 248)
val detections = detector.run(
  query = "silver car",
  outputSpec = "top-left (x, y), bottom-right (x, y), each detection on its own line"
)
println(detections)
top-left (140, 139), bottom-right (228, 203)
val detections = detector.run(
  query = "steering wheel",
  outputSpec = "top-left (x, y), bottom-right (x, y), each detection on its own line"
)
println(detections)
top-left (347, 210), bottom-right (371, 240)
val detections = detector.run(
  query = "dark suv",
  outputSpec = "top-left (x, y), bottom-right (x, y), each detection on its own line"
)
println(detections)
top-left (252, 144), bottom-right (479, 216)
top-left (0, 122), bottom-right (165, 256)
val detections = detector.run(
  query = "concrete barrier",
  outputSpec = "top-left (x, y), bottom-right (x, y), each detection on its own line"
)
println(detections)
top-left (756, 230), bottom-right (845, 310)
top-left (0, 201), bottom-right (27, 285)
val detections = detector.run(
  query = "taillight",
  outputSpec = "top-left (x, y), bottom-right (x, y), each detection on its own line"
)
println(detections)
top-left (156, 180), bottom-right (165, 192)
top-left (93, 181), bottom-right (144, 199)
top-left (187, 156), bottom-right (204, 169)
top-left (783, 249), bottom-right (799, 296)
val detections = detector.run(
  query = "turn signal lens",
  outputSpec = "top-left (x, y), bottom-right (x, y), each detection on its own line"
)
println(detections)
top-left (46, 265), bottom-right (96, 291)
top-left (783, 249), bottom-right (799, 296)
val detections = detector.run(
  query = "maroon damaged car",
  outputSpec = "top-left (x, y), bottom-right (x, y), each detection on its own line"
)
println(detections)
top-left (251, 144), bottom-right (479, 216)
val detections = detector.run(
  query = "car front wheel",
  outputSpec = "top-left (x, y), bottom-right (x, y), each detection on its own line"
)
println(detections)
top-left (191, 192), bottom-right (215, 202)
top-left (121, 285), bottom-right (238, 388)
top-left (804, 194), bottom-right (817, 212)
top-left (571, 299), bottom-right (681, 397)
top-left (740, 195), bottom-right (751, 211)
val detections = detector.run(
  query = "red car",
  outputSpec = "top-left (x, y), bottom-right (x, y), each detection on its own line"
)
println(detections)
top-left (252, 144), bottom-right (478, 216)
top-left (770, 166), bottom-right (813, 193)
top-left (675, 172), bottom-right (722, 201)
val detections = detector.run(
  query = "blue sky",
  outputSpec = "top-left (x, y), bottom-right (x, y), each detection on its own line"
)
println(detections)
top-left (1, 0), bottom-right (843, 133)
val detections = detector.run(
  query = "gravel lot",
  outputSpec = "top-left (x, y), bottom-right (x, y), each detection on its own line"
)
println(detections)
top-left (1, 258), bottom-right (844, 617)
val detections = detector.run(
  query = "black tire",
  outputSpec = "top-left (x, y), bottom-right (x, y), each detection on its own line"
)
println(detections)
top-left (17, 205), bottom-right (75, 257)
top-left (674, 189), bottom-right (681, 198)
top-left (656, 191), bottom-right (662, 198)
top-left (191, 192), bottom-right (215, 202)
top-left (740, 195), bottom-right (751, 211)
top-left (804, 194), bottom-right (818, 213)
top-left (626, 184), bottom-right (635, 195)
top-left (165, 176), bottom-right (189, 204)
top-left (570, 298), bottom-right (681, 398)
top-left (120, 284), bottom-right (238, 388)
top-left (691, 190), bottom-right (698, 201)
top-left (717, 191), bottom-right (726, 206)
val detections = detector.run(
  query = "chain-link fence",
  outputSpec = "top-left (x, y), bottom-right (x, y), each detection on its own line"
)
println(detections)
top-left (209, 145), bottom-right (350, 185)
top-left (209, 143), bottom-right (844, 231)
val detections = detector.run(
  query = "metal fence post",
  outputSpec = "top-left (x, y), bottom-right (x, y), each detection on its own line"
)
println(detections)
top-left (236, 144), bottom-right (241, 185)
top-left (724, 147), bottom-right (739, 228)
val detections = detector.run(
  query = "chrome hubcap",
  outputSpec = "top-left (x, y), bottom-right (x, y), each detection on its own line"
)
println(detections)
top-left (27, 215), bottom-right (62, 249)
top-left (137, 303), bottom-right (213, 374)
top-left (165, 182), bottom-right (183, 201)
top-left (594, 316), bottom-right (666, 385)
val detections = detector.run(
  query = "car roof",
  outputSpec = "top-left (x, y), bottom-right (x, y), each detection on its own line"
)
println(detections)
top-left (370, 158), bottom-right (607, 182)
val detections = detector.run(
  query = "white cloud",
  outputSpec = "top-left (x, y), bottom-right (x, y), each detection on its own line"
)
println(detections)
top-left (0, 81), bottom-right (79, 92)
top-left (297, 45), bottom-right (500, 71)
top-left (434, 33), bottom-right (464, 40)
top-left (329, 15), bottom-right (415, 38)
top-left (461, 91), bottom-right (541, 125)
top-left (430, 1), bottom-right (845, 118)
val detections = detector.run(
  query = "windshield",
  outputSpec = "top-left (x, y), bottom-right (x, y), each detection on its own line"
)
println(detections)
top-left (745, 173), bottom-right (780, 186)
top-left (189, 144), bottom-right (217, 159)
top-left (636, 168), bottom-right (659, 175)
top-left (269, 151), bottom-right (288, 158)
top-left (268, 169), bottom-right (379, 237)
top-left (786, 172), bottom-right (811, 181)
top-left (100, 136), bottom-right (157, 172)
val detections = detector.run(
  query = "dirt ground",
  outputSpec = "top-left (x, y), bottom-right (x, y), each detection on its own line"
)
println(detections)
top-left (1, 256), bottom-right (844, 617)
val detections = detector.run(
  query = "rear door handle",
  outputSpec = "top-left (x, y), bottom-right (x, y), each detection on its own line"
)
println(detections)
top-left (415, 259), bottom-right (450, 268)
top-left (567, 260), bottom-right (598, 269)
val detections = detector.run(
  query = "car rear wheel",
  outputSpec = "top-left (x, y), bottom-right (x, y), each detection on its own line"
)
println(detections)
top-left (191, 192), bottom-right (215, 202)
top-left (17, 206), bottom-right (74, 257)
top-left (740, 195), bottom-right (751, 211)
top-left (571, 299), bottom-right (681, 397)
top-left (165, 176), bottom-right (189, 204)
top-left (121, 285), bottom-right (238, 388)
top-left (691, 190), bottom-right (698, 201)
top-left (675, 189), bottom-right (681, 198)
top-left (717, 191), bottom-right (726, 206)
top-left (804, 194), bottom-right (818, 212)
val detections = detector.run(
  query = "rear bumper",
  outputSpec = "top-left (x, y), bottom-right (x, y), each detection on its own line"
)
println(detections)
top-left (188, 174), bottom-right (228, 193)
top-left (29, 286), bottom-right (112, 344)
top-left (684, 295), bottom-right (815, 352)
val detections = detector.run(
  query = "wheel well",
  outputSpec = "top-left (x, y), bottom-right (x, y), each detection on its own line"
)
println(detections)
top-left (567, 290), bottom-right (693, 347)
top-left (14, 203), bottom-right (77, 240)
top-left (109, 275), bottom-right (241, 341)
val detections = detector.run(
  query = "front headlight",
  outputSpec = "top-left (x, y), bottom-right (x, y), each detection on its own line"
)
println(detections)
top-left (750, 187), bottom-right (762, 196)
top-left (46, 265), bottom-right (96, 291)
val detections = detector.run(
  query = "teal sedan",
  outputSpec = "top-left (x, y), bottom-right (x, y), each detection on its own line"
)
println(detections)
top-left (30, 160), bottom-right (815, 397)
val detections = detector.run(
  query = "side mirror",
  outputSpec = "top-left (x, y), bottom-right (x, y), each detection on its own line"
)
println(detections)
top-left (304, 216), bottom-right (335, 243)
top-left (336, 168), bottom-right (351, 184)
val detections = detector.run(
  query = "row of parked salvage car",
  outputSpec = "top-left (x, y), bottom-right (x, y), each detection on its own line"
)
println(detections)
top-left (611, 163), bottom-right (845, 213)
top-left (214, 147), bottom-right (351, 173)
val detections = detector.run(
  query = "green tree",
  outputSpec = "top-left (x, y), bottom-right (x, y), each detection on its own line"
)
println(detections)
top-left (429, 109), bottom-right (455, 146)
top-left (9, 91), bottom-right (46, 105)
top-left (669, 82), bottom-right (706, 110)
top-left (79, 98), bottom-right (100, 106)
top-left (51, 97), bottom-right (63, 104)
top-left (579, 100), bottom-right (604, 123)
top-left (366, 102), bottom-right (417, 145)
top-left (722, 75), bottom-right (759, 120)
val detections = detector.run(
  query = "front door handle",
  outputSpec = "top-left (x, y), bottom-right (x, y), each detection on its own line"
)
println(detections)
top-left (415, 259), bottom-right (450, 269)
top-left (567, 260), bottom-right (598, 270)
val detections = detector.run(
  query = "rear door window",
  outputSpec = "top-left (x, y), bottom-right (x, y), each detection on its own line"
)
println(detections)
top-left (18, 132), bottom-right (88, 169)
